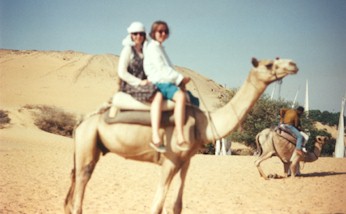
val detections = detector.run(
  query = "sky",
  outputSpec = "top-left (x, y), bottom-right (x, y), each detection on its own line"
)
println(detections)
top-left (1, 0), bottom-right (346, 112)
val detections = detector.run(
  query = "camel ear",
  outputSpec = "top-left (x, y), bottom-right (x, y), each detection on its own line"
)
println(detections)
top-left (252, 57), bottom-right (259, 68)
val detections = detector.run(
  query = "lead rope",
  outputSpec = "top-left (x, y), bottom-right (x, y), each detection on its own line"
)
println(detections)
top-left (190, 79), bottom-right (221, 142)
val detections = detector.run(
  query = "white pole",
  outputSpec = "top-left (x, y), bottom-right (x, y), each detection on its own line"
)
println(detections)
top-left (270, 84), bottom-right (276, 100)
top-left (335, 97), bottom-right (346, 158)
top-left (215, 139), bottom-right (221, 155)
top-left (304, 80), bottom-right (309, 117)
top-left (292, 88), bottom-right (299, 108)
top-left (277, 80), bottom-right (282, 100)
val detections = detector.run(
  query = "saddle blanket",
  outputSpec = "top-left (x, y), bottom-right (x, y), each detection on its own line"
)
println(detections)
top-left (104, 107), bottom-right (176, 126)
top-left (275, 125), bottom-right (297, 144)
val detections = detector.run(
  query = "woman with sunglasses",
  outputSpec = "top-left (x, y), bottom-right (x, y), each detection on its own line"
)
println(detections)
top-left (118, 21), bottom-right (158, 103)
top-left (144, 20), bottom-right (192, 152)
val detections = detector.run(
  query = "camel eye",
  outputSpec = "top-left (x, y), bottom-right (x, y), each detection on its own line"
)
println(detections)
top-left (266, 63), bottom-right (273, 69)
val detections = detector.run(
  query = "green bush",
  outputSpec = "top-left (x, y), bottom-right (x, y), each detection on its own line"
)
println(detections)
top-left (24, 105), bottom-right (77, 137)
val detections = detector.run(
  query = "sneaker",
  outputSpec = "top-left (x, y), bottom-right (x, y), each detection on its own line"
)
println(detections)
top-left (150, 142), bottom-right (167, 153)
top-left (302, 147), bottom-right (307, 153)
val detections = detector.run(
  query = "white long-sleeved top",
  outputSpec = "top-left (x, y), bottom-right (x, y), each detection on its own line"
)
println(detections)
top-left (143, 40), bottom-right (183, 85)
top-left (117, 45), bottom-right (143, 86)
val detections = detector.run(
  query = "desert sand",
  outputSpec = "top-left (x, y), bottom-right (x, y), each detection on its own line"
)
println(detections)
top-left (1, 49), bottom-right (345, 213)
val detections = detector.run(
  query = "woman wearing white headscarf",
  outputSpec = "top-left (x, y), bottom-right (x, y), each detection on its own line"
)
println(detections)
top-left (118, 21), bottom-right (157, 102)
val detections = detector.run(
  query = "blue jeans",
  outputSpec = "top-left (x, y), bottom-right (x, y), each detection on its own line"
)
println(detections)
top-left (285, 125), bottom-right (303, 150)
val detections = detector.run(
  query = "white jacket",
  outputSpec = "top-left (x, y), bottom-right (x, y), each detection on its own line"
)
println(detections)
top-left (143, 40), bottom-right (183, 85)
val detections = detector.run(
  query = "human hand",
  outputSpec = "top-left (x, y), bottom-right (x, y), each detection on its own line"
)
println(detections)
top-left (179, 77), bottom-right (190, 90)
top-left (182, 77), bottom-right (191, 85)
top-left (139, 79), bottom-right (149, 86)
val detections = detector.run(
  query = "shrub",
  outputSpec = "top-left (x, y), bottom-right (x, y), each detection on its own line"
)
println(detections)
top-left (0, 110), bottom-right (11, 128)
top-left (24, 105), bottom-right (77, 137)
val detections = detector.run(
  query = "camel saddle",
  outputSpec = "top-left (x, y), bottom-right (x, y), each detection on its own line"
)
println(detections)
top-left (104, 92), bottom-right (186, 126)
top-left (274, 125), bottom-right (297, 145)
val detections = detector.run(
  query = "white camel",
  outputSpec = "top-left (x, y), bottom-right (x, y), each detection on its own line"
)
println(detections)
top-left (64, 58), bottom-right (298, 214)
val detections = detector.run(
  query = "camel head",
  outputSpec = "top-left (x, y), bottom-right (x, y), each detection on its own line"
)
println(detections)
top-left (315, 136), bottom-right (329, 147)
top-left (251, 57), bottom-right (298, 84)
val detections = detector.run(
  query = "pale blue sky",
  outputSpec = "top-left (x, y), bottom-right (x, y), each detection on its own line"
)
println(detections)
top-left (1, 0), bottom-right (345, 112)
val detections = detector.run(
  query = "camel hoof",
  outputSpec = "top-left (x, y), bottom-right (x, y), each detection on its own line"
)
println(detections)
top-left (267, 174), bottom-right (276, 179)
top-left (267, 174), bottom-right (283, 179)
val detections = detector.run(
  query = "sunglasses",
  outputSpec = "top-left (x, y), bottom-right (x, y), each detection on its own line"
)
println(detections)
top-left (131, 32), bottom-right (146, 36)
top-left (157, 29), bottom-right (169, 35)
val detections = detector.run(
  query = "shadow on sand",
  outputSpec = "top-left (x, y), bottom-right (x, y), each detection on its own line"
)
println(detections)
top-left (266, 171), bottom-right (346, 179)
top-left (299, 171), bottom-right (346, 178)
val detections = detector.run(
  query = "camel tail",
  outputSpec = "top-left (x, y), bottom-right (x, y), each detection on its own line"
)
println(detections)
top-left (74, 101), bottom-right (112, 131)
top-left (255, 133), bottom-right (262, 156)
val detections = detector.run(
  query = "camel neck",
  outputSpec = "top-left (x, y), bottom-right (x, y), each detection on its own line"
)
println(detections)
top-left (206, 70), bottom-right (267, 141)
top-left (305, 143), bottom-right (323, 162)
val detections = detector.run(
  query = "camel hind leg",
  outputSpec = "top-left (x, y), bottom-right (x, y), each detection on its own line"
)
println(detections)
top-left (64, 116), bottom-right (101, 214)
top-left (254, 132), bottom-right (275, 179)
top-left (64, 157), bottom-right (76, 213)
top-left (254, 151), bottom-right (275, 180)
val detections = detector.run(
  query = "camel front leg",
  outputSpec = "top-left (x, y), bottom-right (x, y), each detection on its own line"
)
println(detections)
top-left (283, 162), bottom-right (290, 177)
top-left (151, 159), bottom-right (180, 214)
top-left (171, 160), bottom-right (190, 214)
top-left (289, 152), bottom-right (302, 178)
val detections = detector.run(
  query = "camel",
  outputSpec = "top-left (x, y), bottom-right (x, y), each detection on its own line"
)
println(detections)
top-left (64, 57), bottom-right (298, 214)
top-left (254, 128), bottom-right (328, 179)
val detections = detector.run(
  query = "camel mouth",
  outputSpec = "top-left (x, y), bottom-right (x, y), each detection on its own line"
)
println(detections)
top-left (288, 62), bottom-right (299, 74)
top-left (288, 69), bottom-right (298, 75)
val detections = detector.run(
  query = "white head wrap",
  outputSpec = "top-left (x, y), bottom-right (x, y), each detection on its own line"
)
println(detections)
top-left (122, 22), bottom-right (147, 47)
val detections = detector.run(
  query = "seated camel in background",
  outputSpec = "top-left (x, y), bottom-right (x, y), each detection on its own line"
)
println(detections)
top-left (64, 58), bottom-right (298, 214)
top-left (254, 128), bottom-right (328, 179)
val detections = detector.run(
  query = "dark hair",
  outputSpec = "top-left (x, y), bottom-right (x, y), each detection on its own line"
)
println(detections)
top-left (149, 20), bottom-right (170, 40)
top-left (297, 106), bottom-right (304, 112)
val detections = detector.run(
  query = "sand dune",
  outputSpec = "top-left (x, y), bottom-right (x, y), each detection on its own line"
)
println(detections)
top-left (0, 50), bottom-right (345, 213)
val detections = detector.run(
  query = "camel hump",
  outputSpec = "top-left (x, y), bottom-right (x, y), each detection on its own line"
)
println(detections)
top-left (112, 92), bottom-right (175, 111)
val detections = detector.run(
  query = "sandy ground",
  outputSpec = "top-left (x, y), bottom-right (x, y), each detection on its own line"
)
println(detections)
top-left (1, 129), bottom-right (346, 214)
top-left (1, 50), bottom-right (345, 213)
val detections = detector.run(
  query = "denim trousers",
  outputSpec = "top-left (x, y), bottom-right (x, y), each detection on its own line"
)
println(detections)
top-left (285, 125), bottom-right (304, 150)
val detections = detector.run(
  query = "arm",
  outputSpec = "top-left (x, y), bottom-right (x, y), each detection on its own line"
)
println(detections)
top-left (295, 117), bottom-right (302, 131)
top-left (144, 44), bottom-right (184, 85)
top-left (279, 109), bottom-right (287, 123)
top-left (118, 46), bottom-right (142, 86)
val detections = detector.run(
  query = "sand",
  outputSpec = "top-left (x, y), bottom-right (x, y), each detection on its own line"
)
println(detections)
top-left (1, 50), bottom-right (345, 213)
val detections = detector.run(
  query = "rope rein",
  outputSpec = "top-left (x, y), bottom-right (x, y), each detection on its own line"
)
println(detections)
top-left (190, 79), bottom-right (221, 142)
